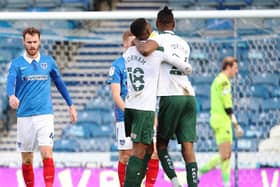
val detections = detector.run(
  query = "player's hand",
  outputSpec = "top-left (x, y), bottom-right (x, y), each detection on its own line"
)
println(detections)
top-left (128, 36), bottom-right (136, 47)
top-left (234, 124), bottom-right (244, 138)
top-left (9, 95), bottom-right (19, 109)
top-left (69, 105), bottom-right (77, 123)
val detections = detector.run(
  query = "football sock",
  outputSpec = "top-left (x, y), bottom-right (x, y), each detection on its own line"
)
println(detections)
top-left (124, 156), bottom-right (144, 187)
top-left (118, 161), bottom-right (126, 187)
top-left (199, 155), bottom-right (222, 174)
top-left (221, 159), bottom-right (230, 185)
top-left (157, 148), bottom-right (177, 180)
top-left (43, 158), bottom-right (55, 187)
top-left (22, 163), bottom-right (34, 187)
top-left (140, 153), bottom-right (151, 181)
top-left (146, 159), bottom-right (159, 187)
top-left (186, 162), bottom-right (198, 187)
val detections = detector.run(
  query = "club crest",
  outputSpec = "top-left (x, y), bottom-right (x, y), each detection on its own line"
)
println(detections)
top-left (40, 63), bottom-right (48, 70)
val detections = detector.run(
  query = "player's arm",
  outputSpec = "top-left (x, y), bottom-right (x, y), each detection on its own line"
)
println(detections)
top-left (6, 61), bottom-right (20, 109)
top-left (50, 58), bottom-right (77, 123)
top-left (133, 39), bottom-right (159, 56)
top-left (163, 44), bottom-right (192, 75)
top-left (220, 82), bottom-right (243, 137)
top-left (108, 63), bottom-right (125, 111)
top-left (111, 83), bottom-right (125, 111)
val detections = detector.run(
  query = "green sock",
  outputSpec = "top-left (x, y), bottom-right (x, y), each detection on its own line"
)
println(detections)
top-left (157, 148), bottom-right (177, 180)
top-left (140, 153), bottom-right (151, 181)
top-left (124, 156), bottom-right (144, 187)
top-left (199, 155), bottom-right (222, 174)
top-left (221, 159), bottom-right (230, 185)
top-left (186, 162), bottom-right (198, 187)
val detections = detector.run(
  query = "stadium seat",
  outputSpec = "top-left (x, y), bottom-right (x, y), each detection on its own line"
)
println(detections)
top-left (33, 0), bottom-right (61, 8)
top-left (53, 139), bottom-right (80, 152)
top-left (250, 85), bottom-right (270, 99)
top-left (251, 73), bottom-right (279, 86)
top-left (4, 0), bottom-right (32, 9)
top-left (238, 138), bottom-right (258, 151)
top-left (194, 84), bottom-right (210, 98)
top-left (261, 98), bottom-right (280, 111)
top-left (206, 19), bottom-right (233, 30)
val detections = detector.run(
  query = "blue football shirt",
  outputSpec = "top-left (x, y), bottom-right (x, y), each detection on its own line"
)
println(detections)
top-left (107, 56), bottom-right (127, 122)
top-left (7, 52), bottom-right (72, 117)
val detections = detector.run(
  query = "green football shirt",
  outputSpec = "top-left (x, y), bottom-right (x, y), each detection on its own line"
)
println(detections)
top-left (210, 73), bottom-right (232, 128)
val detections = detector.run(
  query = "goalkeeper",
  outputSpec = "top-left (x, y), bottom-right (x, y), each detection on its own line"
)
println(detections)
top-left (199, 56), bottom-right (244, 187)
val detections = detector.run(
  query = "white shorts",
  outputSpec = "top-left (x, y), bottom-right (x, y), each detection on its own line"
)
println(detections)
top-left (16, 114), bottom-right (54, 152)
top-left (116, 121), bottom-right (132, 150)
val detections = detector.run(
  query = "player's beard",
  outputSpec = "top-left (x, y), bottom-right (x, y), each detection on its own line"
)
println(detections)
top-left (26, 45), bottom-right (40, 58)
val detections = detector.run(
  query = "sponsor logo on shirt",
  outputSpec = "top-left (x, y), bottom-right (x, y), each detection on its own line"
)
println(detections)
top-left (20, 67), bottom-right (27, 71)
top-left (22, 75), bottom-right (48, 81)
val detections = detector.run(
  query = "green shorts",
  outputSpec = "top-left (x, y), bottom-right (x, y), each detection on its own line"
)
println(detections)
top-left (212, 123), bottom-right (233, 145)
top-left (124, 108), bottom-right (155, 145)
top-left (158, 96), bottom-right (197, 143)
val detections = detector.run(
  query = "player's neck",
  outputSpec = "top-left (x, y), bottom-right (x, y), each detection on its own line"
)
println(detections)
top-left (222, 71), bottom-right (230, 79)
top-left (27, 53), bottom-right (39, 60)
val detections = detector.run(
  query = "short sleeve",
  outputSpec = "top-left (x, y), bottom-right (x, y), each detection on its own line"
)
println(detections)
top-left (220, 81), bottom-right (232, 108)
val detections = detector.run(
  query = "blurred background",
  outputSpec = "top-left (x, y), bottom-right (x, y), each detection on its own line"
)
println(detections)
top-left (0, 0), bottom-right (279, 187)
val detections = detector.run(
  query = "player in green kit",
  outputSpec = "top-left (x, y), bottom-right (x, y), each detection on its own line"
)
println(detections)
top-left (133, 6), bottom-right (197, 187)
top-left (199, 56), bottom-right (244, 187)
top-left (123, 18), bottom-right (192, 187)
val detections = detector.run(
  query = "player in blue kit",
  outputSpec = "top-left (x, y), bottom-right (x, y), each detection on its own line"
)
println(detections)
top-left (6, 27), bottom-right (77, 187)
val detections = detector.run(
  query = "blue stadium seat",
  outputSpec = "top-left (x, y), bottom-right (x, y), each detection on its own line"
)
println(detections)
top-left (5, 0), bottom-right (32, 9)
top-left (238, 138), bottom-right (258, 151)
top-left (0, 21), bottom-right (12, 28)
top-left (62, 0), bottom-right (89, 9)
top-left (191, 75), bottom-right (214, 85)
top-left (261, 98), bottom-right (280, 111)
top-left (194, 84), bottom-right (210, 98)
top-left (53, 139), bottom-right (80, 152)
top-left (206, 19), bottom-right (233, 30)
top-left (237, 111), bottom-right (249, 126)
top-left (250, 85), bottom-right (270, 99)
top-left (271, 88), bottom-right (280, 97)
top-left (251, 73), bottom-right (279, 86)
top-left (62, 125), bottom-right (90, 139)
top-left (201, 98), bottom-right (210, 111)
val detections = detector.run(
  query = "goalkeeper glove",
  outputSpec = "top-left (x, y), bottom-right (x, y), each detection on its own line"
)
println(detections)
top-left (231, 114), bottom-right (244, 138)
top-left (234, 125), bottom-right (244, 138)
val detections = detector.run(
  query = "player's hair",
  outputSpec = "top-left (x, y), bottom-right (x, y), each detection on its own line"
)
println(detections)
top-left (157, 6), bottom-right (174, 25)
top-left (22, 27), bottom-right (41, 40)
top-left (222, 56), bottom-right (238, 70)
top-left (130, 18), bottom-right (147, 38)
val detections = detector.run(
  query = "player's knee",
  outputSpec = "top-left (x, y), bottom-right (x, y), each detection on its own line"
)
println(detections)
top-left (120, 153), bottom-right (131, 164)
top-left (221, 153), bottom-right (230, 161)
top-left (23, 158), bottom-right (33, 165)
top-left (156, 138), bottom-right (168, 150)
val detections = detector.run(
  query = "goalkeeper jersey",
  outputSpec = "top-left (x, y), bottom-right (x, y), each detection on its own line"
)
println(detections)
top-left (210, 73), bottom-right (232, 128)
top-left (149, 30), bottom-right (195, 96)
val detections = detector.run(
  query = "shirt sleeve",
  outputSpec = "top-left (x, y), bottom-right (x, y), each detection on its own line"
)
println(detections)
top-left (220, 80), bottom-right (232, 109)
top-left (162, 41), bottom-right (192, 75)
top-left (148, 31), bottom-right (161, 46)
top-left (50, 58), bottom-right (72, 106)
top-left (107, 61), bottom-right (122, 84)
top-left (6, 61), bottom-right (17, 96)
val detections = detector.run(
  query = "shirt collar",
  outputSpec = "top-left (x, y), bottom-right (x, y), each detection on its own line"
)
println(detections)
top-left (163, 30), bottom-right (175, 34)
top-left (23, 52), bottom-right (40, 64)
